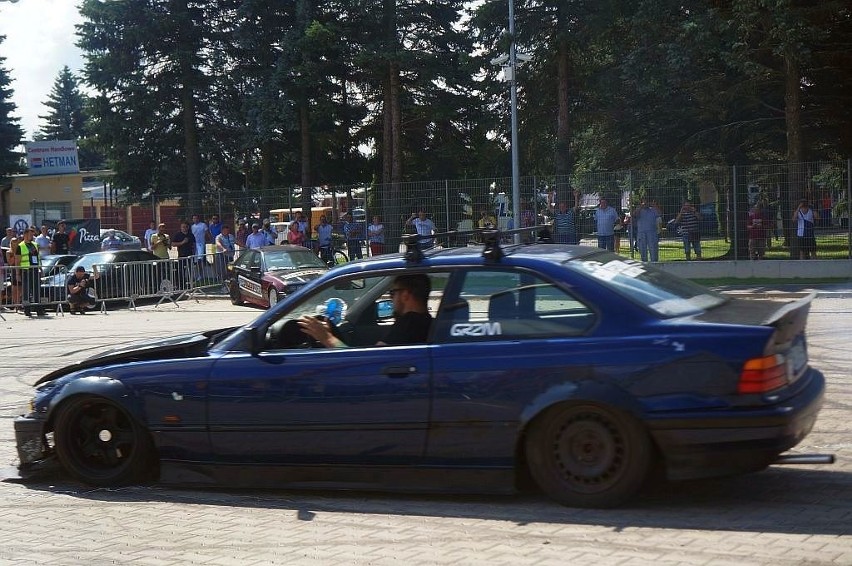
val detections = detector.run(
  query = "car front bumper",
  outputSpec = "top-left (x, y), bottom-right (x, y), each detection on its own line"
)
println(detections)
top-left (14, 413), bottom-right (50, 466)
top-left (647, 368), bottom-right (826, 480)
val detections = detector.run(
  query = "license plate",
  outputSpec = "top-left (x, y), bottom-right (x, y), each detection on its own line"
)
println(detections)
top-left (787, 336), bottom-right (807, 382)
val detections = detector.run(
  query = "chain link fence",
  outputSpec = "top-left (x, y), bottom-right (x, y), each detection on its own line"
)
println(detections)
top-left (89, 160), bottom-right (851, 261)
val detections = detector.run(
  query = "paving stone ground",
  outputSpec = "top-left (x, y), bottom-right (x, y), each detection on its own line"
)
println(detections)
top-left (0, 296), bottom-right (849, 565)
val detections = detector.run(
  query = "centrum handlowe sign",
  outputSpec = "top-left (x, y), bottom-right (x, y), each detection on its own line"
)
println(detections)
top-left (25, 140), bottom-right (80, 176)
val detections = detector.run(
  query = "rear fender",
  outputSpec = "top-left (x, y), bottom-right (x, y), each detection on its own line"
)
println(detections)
top-left (519, 379), bottom-right (646, 430)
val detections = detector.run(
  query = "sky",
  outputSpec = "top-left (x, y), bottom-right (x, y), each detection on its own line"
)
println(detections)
top-left (0, 0), bottom-right (85, 139)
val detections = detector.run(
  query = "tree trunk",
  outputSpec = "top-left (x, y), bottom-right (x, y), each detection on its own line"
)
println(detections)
top-left (555, 36), bottom-right (571, 203)
top-left (384, 61), bottom-right (403, 253)
top-left (300, 104), bottom-right (313, 233)
top-left (181, 83), bottom-right (202, 215)
top-left (784, 50), bottom-right (804, 257)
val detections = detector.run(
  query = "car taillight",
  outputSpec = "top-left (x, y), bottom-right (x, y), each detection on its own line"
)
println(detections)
top-left (738, 354), bottom-right (788, 394)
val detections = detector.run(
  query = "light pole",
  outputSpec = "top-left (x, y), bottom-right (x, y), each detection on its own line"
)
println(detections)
top-left (492, 0), bottom-right (530, 243)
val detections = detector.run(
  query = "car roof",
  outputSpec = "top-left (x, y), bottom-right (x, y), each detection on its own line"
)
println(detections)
top-left (257, 244), bottom-right (315, 252)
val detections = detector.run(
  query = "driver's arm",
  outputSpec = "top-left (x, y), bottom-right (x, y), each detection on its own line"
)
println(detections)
top-left (297, 315), bottom-right (347, 348)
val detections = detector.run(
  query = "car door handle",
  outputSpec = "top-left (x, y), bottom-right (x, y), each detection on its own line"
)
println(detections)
top-left (382, 365), bottom-right (417, 377)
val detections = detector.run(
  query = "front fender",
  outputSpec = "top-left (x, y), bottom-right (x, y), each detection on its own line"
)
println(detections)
top-left (46, 375), bottom-right (144, 427)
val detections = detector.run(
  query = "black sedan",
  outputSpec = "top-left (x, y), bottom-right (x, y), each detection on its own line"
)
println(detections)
top-left (226, 245), bottom-right (328, 308)
top-left (40, 254), bottom-right (78, 276)
top-left (15, 235), bottom-right (830, 508)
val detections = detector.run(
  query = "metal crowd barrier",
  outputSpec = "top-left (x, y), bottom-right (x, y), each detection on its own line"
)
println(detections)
top-left (0, 251), bottom-right (233, 319)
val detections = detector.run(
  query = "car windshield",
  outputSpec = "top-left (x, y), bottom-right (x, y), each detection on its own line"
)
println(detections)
top-left (566, 253), bottom-right (728, 318)
top-left (72, 252), bottom-right (117, 270)
top-left (265, 249), bottom-right (327, 270)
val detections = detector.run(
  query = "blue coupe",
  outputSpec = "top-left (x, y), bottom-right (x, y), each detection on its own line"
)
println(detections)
top-left (14, 234), bottom-right (828, 507)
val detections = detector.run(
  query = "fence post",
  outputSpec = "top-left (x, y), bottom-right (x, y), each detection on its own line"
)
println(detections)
top-left (444, 179), bottom-right (450, 236)
top-left (732, 165), bottom-right (738, 262)
top-left (847, 158), bottom-right (851, 259)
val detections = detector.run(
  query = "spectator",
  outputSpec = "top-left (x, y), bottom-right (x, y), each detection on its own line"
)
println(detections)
top-left (793, 199), bottom-right (820, 260)
top-left (261, 219), bottom-right (277, 246)
top-left (632, 198), bottom-right (661, 262)
top-left (520, 204), bottom-right (535, 243)
top-left (190, 214), bottom-right (210, 258)
top-left (295, 211), bottom-right (309, 246)
top-left (368, 215), bottom-right (385, 256)
top-left (478, 210), bottom-right (497, 229)
top-left (150, 223), bottom-right (171, 259)
top-left (214, 224), bottom-right (236, 287)
top-left (4, 235), bottom-right (21, 309)
top-left (287, 221), bottom-right (304, 246)
top-left (101, 230), bottom-right (122, 251)
top-left (50, 220), bottom-right (70, 254)
top-left (406, 209), bottom-right (435, 250)
top-left (1, 227), bottom-right (14, 250)
top-left (821, 192), bottom-right (832, 227)
top-left (314, 215), bottom-right (333, 264)
top-left (172, 222), bottom-right (196, 287)
top-left (342, 212), bottom-right (363, 259)
top-left (66, 265), bottom-right (99, 314)
top-left (18, 228), bottom-right (47, 317)
top-left (747, 202), bottom-right (770, 260)
top-left (554, 190), bottom-right (581, 245)
top-left (675, 200), bottom-right (702, 260)
top-left (235, 220), bottom-right (249, 255)
top-left (209, 214), bottom-right (223, 239)
top-left (246, 223), bottom-right (267, 250)
top-left (143, 220), bottom-right (157, 252)
top-left (35, 225), bottom-right (52, 256)
top-left (594, 197), bottom-right (620, 251)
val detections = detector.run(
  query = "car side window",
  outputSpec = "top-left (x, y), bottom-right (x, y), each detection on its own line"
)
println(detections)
top-left (434, 269), bottom-right (596, 342)
top-left (249, 253), bottom-right (262, 270)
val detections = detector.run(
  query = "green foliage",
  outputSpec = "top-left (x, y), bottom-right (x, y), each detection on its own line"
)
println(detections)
top-left (0, 36), bottom-right (24, 179)
top-left (58, 0), bottom-right (852, 210)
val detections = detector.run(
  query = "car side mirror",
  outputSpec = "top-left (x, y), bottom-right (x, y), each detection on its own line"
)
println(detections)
top-left (247, 325), bottom-right (265, 354)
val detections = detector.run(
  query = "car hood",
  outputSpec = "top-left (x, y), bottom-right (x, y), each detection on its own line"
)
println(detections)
top-left (33, 327), bottom-right (239, 386)
top-left (267, 268), bottom-right (326, 286)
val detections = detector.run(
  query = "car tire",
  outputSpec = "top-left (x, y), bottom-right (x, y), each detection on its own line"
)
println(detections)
top-left (53, 394), bottom-right (154, 486)
top-left (229, 282), bottom-right (243, 305)
top-left (525, 403), bottom-right (651, 508)
top-left (267, 288), bottom-right (279, 308)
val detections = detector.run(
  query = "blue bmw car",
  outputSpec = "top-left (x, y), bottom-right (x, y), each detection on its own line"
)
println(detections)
top-left (14, 234), bottom-right (828, 507)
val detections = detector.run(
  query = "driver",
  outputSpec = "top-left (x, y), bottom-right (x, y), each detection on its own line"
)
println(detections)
top-left (298, 274), bottom-right (433, 348)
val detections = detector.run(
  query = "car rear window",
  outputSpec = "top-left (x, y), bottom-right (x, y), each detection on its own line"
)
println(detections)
top-left (566, 253), bottom-right (728, 317)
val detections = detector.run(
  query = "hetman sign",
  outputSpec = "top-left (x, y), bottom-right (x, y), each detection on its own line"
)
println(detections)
top-left (25, 140), bottom-right (80, 176)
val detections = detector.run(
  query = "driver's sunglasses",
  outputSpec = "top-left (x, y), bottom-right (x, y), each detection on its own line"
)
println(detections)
top-left (388, 288), bottom-right (404, 296)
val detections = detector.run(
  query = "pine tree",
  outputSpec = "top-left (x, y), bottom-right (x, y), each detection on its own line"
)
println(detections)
top-left (0, 35), bottom-right (24, 179)
top-left (37, 66), bottom-right (87, 141)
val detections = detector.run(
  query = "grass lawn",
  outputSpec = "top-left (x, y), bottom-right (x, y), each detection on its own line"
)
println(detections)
top-left (635, 231), bottom-right (852, 261)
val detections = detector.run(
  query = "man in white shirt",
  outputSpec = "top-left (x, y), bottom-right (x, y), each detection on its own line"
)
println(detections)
top-left (35, 226), bottom-right (52, 256)
top-left (406, 209), bottom-right (435, 250)
top-left (595, 197), bottom-right (620, 251)
top-left (143, 220), bottom-right (157, 251)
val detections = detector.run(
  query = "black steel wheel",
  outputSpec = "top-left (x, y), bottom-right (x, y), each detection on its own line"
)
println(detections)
top-left (525, 404), bottom-right (651, 508)
top-left (53, 395), bottom-right (154, 486)
top-left (229, 280), bottom-right (244, 305)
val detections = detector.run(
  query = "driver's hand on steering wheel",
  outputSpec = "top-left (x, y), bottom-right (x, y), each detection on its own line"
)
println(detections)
top-left (297, 315), bottom-right (346, 349)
